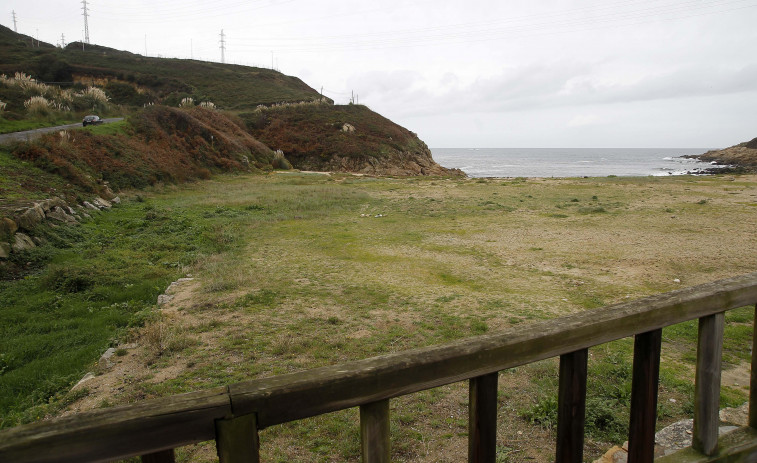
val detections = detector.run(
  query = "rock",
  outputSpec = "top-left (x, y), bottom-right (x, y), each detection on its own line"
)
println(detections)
top-left (32, 236), bottom-right (47, 246)
top-left (65, 206), bottom-right (76, 215)
top-left (99, 348), bottom-right (117, 369)
top-left (71, 372), bottom-right (96, 391)
top-left (46, 206), bottom-right (78, 224)
top-left (12, 233), bottom-right (36, 252)
top-left (592, 445), bottom-right (627, 463)
top-left (0, 217), bottom-right (18, 236)
top-left (157, 294), bottom-right (174, 305)
top-left (101, 183), bottom-right (116, 200)
top-left (83, 201), bottom-right (99, 211)
top-left (111, 196), bottom-right (121, 204)
top-left (48, 197), bottom-right (67, 210)
top-left (0, 242), bottom-right (10, 259)
top-left (37, 200), bottom-right (52, 213)
top-left (92, 197), bottom-right (112, 209)
top-left (165, 277), bottom-right (195, 294)
top-left (720, 403), bottom-right (749, 426)
top-left (342, 123), bottom-right (356, 133)
top-left (15, 206), bottom-right (45, 230)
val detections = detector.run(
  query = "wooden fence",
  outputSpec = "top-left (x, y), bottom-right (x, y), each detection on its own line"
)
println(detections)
top-left (2, 272), bottom-right (757, 462)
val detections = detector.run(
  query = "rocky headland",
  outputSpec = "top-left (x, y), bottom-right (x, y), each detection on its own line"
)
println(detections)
top-left (683, 137), bottom-right (757, 173)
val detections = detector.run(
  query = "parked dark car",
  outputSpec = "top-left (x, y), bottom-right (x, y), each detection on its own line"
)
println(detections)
top-left (82, 115), bottom-right (103, 126)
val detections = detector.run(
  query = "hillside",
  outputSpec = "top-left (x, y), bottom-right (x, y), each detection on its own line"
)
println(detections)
top-left (692, 137), bottom-right (757, 171)
top-left (0, 25), bottom-right (458, 179)
top-left (0, 25), bottom-right (324, 111)
top-left (244, 103), bottom-right (463, 176)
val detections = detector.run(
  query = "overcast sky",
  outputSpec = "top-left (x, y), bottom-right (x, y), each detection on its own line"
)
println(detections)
top-left (5, 0), bottom-right (757, 148)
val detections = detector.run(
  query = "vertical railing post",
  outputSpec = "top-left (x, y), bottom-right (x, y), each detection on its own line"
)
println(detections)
top-left (693, 312), bottom-right (724, 456)
top-left (750, 304), bottom-right (757, 429)
top-left (360, 399), bottom-right (390, 463)
top-left (215, 413), bottom-right (260, 463)
top-left (141, 449), bottom-right (175, 463)
top-left (628, 328), bottom-right (662, 463)
top-left (556, 349), bottom-right (588, 463)
top-left (469, 372), bottom-right (499, 463)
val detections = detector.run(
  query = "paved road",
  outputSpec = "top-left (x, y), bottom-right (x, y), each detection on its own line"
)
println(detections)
top-left (0, 118), bottom-right (124, 144)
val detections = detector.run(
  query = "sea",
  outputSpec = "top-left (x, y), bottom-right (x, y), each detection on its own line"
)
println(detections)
top-left (431, 148), bottom-right (720, 178)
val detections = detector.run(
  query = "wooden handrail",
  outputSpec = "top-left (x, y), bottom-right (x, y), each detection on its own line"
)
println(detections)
top-left (1, 272), bottom-right (756, 463)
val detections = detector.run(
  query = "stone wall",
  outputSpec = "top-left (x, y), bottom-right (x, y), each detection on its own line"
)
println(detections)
top-left (0, 195), bottom-right (120, 260)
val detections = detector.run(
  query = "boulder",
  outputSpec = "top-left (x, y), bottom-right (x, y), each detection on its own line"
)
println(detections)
top-left (37, 200), bottom-right (52, 213)
top-left (92, 197), bottom-right (112, 209)
top-left (48, 197), bottom-right (68, 210)
top-left (342, 123), bottom-right (356, 133)
top-left (111, 196), bottom-right (121, 204)
top-left (12, 233), bottom-right (36, 252)
top-left (99, 348), bottom-right (117, 369)
top-left (100, 183), bottom-right (116, 200)
top-left (0, 217), bottom-right (18, 237)
top-left (15, 206), bottom-right (45, 231)
top-left (47, 206), bottom-right (78, 224)
top-left (0, 242), bottom-right (10, 259)
top-left (83, 201), bottom-right (99, 211)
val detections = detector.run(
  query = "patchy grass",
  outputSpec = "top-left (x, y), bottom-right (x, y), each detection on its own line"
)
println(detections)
top-left (2, 173), bottom-right (756, 461)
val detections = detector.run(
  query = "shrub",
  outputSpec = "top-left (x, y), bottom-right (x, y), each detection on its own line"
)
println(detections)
top-left (272, 149), bottom-right (293, 170)
top-left (74, 86), bottom-right (110, 112)
top-left (23, 96), bottom-right (52, 117)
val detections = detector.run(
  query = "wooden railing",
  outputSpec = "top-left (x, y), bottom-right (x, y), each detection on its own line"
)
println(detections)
top-left (2, 272), bottom-right (757, 463)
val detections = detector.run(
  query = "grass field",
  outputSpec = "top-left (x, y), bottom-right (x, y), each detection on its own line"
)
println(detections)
top-left (1, 172), bottom-right (756, 461)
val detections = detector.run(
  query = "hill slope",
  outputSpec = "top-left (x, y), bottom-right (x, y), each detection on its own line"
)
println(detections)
top-left (0, 25), bottom-right (324, 110)
top-left (244, 104), bottom-right (463, 176)
top-left (0, 25), bottom-right (460, 181)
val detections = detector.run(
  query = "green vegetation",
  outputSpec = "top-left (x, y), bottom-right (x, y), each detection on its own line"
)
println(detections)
top-left (0, 24), bottom-right (323, 113)
top-left (2, 172), bottom-right (755, 462)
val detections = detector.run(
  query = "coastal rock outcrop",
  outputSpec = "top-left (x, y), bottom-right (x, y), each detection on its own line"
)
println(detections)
top-left (689, 138), bottom-right (757, 172)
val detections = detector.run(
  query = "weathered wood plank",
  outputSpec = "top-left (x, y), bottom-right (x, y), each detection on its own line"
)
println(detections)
top-left (215, 413), bottom-right (260, 463)
top-left (556, 349), bottom-right (588, 463)
top-left (468, 372), bottom-right (498, 463)
top-left (750, 305), bottom-right (757, 430)
top-left (0, 387), bottom-right (232, 463)
top-left (230, 273), bottom-right (757, 427)
top-left (360, 399), bottom-right (390, 463)
top-left (141, 449), bottom-right (175, 463)
top-left (628, 329), bottom-right (662, 463)
top-left (693, 313), bottom-right (725, 456)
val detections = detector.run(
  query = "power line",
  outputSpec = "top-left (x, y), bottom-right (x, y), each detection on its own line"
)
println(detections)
top-left (81, 0), bottom-right (90, 44)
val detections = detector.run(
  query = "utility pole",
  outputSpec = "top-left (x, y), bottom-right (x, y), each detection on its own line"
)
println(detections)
top-left (219, 29), bottom-right (226, 64)
top-left (11, 10), bottom-right (17, 33)
top-left (81, 0), bottom-right (90, 44)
